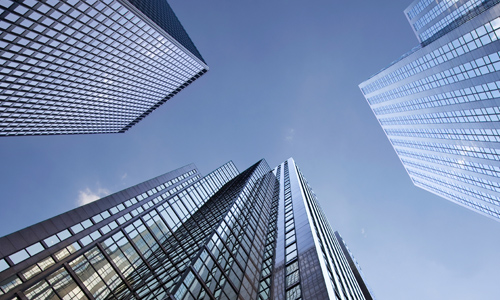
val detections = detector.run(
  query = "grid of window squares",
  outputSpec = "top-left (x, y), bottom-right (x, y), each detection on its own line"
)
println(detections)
top-left (385, 127), bottom-right (500, 143)
top-left (379, 106), bottom-right (500, 125)
top-left (0, 162), bottom-right (239, 298)
top-left (412, 0), bottom-right (463, 32)
top-left (281, 162), bottom-right (302, 300)
top-left (361, 16), bottom-right (500, 98)
top-left (257, 165), bottom-right (280, 300)
top-left (0, 0), bottom-right (206, 135)
top-left (173, 161), bottom-right (275, 300)
top-left (373, 81), bottom-right (500, 116)
top-left (418, 0), bottom-right (486, 42)
top-left (146, 165), bottom-right (263, 300)
top-left (295, 166), bottom-right (363, 300)
top-left (396, 148), bottom-right (500, 184)
top-left (400, 156), bottom-right (500, 200)
top-left (409, 169), bottom-right (500, 218)
top-left (390, 138), bottom-right (500, 161)
top-left (369, 50), bottom-right (500, 106)
top-left (406, 0), bottom-right (435, 21)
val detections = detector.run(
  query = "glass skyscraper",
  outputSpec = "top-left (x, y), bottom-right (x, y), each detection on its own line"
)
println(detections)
top-left (0, 0), bottom-right (207, 136)
top-left (359, 0), bottom-right (500, 221)
top-left (0, 158), bottom-right (374, 300)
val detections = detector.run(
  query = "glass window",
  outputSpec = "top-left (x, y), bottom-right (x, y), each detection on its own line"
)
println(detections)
top-left (10, 249), bottom-right (30, 264)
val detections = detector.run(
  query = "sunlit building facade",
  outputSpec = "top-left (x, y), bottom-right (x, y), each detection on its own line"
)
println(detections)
top-left (0, 158), bottom-right (374, 300)
top-left (359, 0), bottom-right (500, 220)
top-left (0, 0), bottom-right (207, 136)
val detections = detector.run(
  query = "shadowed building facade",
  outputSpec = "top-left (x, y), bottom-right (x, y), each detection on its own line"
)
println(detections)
top-left (0, 0), bottom-right (207, 136)
top-left (359, 0), bottom-right (500, 221)
top-left (0, 158), bottom-right (374, 300)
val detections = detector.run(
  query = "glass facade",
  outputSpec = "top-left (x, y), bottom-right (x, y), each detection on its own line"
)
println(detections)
top-left (271, 159), bottom-right (373, 300)
top-left (0, 158), bottom-right (374, 300)
top-left (360, 2), bottom-right (500, 220)
top-left (0, 0), bottom-right (208, 136)
top-left (405, 0), bottom-right (500, 44)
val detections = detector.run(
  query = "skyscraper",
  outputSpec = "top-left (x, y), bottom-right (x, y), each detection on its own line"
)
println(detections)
top-left (0, 158), bottom-right (374, 300)
top-left (359, 0), bottom-right (500, 220)
top-left (0, 0), bottom-right (207, 136)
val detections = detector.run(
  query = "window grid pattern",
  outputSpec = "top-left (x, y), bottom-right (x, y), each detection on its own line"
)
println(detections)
top-left (0, 159), bottom-right (376, 299)
top-left (295, 165), bottom-right (367, 300)
top-left (379, 105), bottom-right (500, 125)
top-left (412, 0), bottom-right (463, 32)
top-left (0, 0), bottom-right (207, 135)
top-left (419, 0), bottom-right (486, 42)
top-left (24, 266), bottom-right (88, 300)
top-left (386, 127), bottom-right (500, 143)
top-left (282, 162), bottom-right (302, 300)
top-left (401, 156), bottom-right (500, 197)
top-left (175, 161), bottom-right (275, 300)
top-left (409, 169), bottom-right (500, 218)
top-left (367, 49), bottom-right (500, 105)
top-left (2, 170), bottom-right (198, 272)
top-left (373, 80), bottom-right (500, 116)
top-left (0, 163), bottom-right (239, 299)
top-left (257, 166), bottom-right (280, 300)
top-left (396, 148), bottom-right (500, 180)
top-left (361, 16), bottom-right (500, 98)
top-left (392, 139), bottom-right (500, 161)
top-left (407, 0), bottom-right (435, 20)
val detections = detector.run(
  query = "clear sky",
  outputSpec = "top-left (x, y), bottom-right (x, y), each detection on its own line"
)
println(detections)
top-left (1, 0), bottom-right (500, 299)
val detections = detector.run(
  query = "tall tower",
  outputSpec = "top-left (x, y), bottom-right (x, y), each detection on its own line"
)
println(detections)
top-left (0, 159), bottom-right (374, 299)
top-left (359, 0), bottom-right (500, 221)
top-left (0, 0), bottom-right (207, 135)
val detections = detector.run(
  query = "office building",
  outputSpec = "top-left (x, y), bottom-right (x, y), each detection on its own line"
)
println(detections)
top-left (0, 0), bottom-right (207, 136)
top-left (359, 0), bottom-right (500, 220)
top-left (0, 158), bottom-right (374, 300)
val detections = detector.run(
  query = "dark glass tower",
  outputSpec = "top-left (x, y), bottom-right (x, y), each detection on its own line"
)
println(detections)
top-left (0, 0), bottom-right (207, 136)
top-left (359, 0), bottom-right (500, 221)
top-left (0, 159), bottom-right (374, 300)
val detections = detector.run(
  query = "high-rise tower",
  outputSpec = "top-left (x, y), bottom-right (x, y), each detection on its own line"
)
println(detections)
top-left (359, 0), bottom-right (500, 221)
top-left (0, 0), bottom-right (207, 135)
top-left (0, 158), bottom-right (374, 300)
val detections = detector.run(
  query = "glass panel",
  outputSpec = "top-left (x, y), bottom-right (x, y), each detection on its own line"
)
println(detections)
top-left (57, 230), bottom-right (71, 241)
top-left (44, 235), bottom-right (60, 248)
top-left (24, 280), bottom-right (56, 300)
top-left (26, 243), bottom-right (44, 256)
top-left (0, 275), bottom-right (22, 293)
top-left (47, 267), bottom-right (88, 300)
top-left (0, 259), bottom-right (9, 272)
top-left (9, 249), bottom-right (30, 264)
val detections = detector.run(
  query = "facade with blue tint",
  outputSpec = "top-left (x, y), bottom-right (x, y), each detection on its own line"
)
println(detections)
top-left (0, 0), bottom-right (207, 136)
top-left (405, 0), bottom-right (500, 44)
top-left (360, 1), bottom-right (500, 220)
top-left (271, 158), bottom-right (374, 300)
top-left (0, 158), bottom-right (374, 300)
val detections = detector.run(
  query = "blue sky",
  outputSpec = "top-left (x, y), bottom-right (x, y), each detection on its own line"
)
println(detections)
top-left (1, 0), bottom-right (500, 299)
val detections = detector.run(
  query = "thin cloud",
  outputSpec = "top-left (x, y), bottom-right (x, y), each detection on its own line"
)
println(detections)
top-left (77, 187), bottom-right (109, 206)
top-left (285, 128), bottom-right (295, 141)
top-left (121, 173), bottom-right (128, 180)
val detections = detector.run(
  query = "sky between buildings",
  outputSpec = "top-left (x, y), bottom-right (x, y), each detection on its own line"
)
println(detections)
top-left (0, 0), bottom-right (499, 299)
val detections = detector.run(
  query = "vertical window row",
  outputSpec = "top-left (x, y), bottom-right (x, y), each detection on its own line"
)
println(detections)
top-left (283, 162), bottom-right (301, 300)
top-left (258, 166), bottom-right (281, 300)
